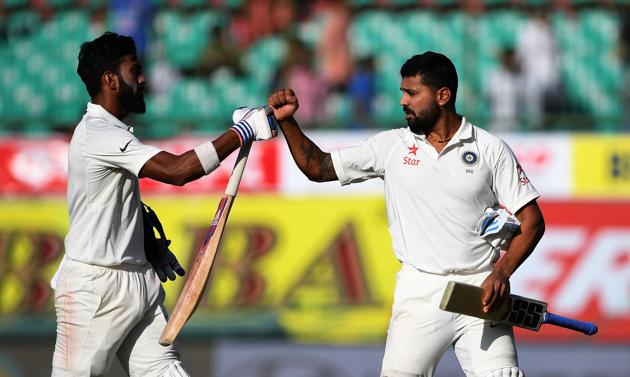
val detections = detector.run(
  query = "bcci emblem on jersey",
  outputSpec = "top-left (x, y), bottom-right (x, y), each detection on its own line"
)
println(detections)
top-left (461, 150), bottom-right (479, 166)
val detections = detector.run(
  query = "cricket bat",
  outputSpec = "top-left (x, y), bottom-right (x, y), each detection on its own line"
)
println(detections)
top-left (439, 281), bottom-right (598, 335)
top-left (158, 140), bottom-right (253, 346)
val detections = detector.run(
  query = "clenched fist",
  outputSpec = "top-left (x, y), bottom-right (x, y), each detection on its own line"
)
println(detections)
top-left (268, 88), bottom-right (299, 122)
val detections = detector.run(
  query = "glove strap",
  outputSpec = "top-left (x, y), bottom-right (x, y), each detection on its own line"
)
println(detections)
top-left (142, 202), bottom-right (170, 244)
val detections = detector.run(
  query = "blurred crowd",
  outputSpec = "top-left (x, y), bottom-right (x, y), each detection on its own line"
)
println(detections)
top-left (1, 0), bottom-right (629, 133)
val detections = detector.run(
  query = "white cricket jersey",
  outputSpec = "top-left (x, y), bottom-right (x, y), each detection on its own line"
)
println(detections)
top-left (63, 103), bottom-right (161, 266)
top-left (331, 118), bottom-right (539, 274)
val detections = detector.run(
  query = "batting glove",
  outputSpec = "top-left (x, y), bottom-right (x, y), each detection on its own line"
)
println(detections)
top-left (150, 239), bottom-right (186, 283)
top-left (143, 202), bottom-right (185, 282)
top-left (230, 106), bottom-right (278, 145)
top-left (476, 206), bottom-right (520, 251)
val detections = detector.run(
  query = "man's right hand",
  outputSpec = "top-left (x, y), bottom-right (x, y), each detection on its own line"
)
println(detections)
top-left (268, 88), bottom-right (299, 122)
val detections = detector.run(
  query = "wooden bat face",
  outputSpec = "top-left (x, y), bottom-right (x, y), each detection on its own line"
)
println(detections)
top-left (439, 281), bottom-right (545, 330)
top-left (439, 281), bottom-right (510, 321)
top-left (159, 195), bottom-right (235, 346)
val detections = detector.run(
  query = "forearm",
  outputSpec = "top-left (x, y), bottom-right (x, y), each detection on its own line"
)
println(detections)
top-left (140, 131), bottom-right (240, 186)
top-left (140, 150), bottom-right (205, 186)
top-left (494, 202), bottom-right (545, 278)
top-left (279, 117), bottom-right (337, 182)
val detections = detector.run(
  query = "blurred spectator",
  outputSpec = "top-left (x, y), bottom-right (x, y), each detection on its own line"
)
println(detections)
top-left (109, 0), bottom-right (153, 59)
top-left (148, 42), bottom-right (181, 97)
top-left (485, 48), bottom-right (523, 133)
top-left (515, 9), bottom-right (561, 129)
top-left (620, 8), bottom-right (630, 130)
top-left (89, 6), bottom-right (108, 38)
top-left (348, 56), bottom-right (376, 129)
top-left (229, 5), bottom-right (254, 48)
top-left (314, 0), bottom-right (353, 91)
top-left (272, 37), bottom-right (329, 127)
top-left (0, 8), bottom-right (8, 43)
top-left (269, 0), bottom-right (298, 35)
top-left (246, 0), bottom-right (274, 42)
top-left (229, 0), bottom-right (299, 49)
top-left (187, 24), bottom-right (246, 78)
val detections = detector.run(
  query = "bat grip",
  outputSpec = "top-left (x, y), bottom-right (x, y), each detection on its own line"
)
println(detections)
top-left (225, 141), bottom-right (251, 196)
top-left (545, 313), bottom-right (598, 335)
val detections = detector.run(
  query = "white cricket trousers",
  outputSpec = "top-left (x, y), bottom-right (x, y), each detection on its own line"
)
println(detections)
top-left (381, 263), bottom-right (520, 377)
top-left (52, 258), bottom-right (187, 377)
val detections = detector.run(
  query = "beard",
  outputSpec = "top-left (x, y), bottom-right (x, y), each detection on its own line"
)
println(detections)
top-left (118, 75), bottom-right (146, 114)
top-left (405, 101), bottom-right (441, 135)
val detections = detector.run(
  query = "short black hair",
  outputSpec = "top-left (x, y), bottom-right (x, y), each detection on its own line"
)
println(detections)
top-left (77, 32), bottom-right (137, 97)
top-left (400, 51), bottom-right (458, 103)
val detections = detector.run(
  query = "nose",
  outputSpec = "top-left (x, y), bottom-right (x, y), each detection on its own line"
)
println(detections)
top-left (138, 73), bottom-right (147, 86)
top-left (399, 93), bottom-right (408, 107)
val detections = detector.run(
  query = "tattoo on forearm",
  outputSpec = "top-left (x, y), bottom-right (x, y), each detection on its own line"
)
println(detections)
top-left (297, 141), bottom-right (336, 181)
top-left (299, 141), bottom-right (318, 167)
top-left (321, 155), bottom-right (336, 181)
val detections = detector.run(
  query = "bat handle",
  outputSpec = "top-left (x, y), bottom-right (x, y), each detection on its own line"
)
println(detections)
top-left (224, 141), bottom-right (251, 196)
top-left (545, 313), bottom-right (598, 335)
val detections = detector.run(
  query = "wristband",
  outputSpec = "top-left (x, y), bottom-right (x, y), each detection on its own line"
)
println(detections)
top-left (230, 119), bottom-right (254, 146)
top-left (193, 140), bottom-right (220, 174)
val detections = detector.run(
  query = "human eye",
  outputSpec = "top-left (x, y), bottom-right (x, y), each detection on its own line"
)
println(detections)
top-left (131, 65), bottom-right (142, 76)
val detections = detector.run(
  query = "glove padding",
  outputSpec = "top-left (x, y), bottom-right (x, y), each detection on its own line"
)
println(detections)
top-left (476, 206), bottom-right (520, 251)
top-left (142, 202), bottom-right (185, 282)
top-left (231, 106), bottom-right (278, 144)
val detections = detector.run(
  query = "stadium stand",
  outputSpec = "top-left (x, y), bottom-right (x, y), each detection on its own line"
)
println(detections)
top-left (0, 1), bottom-right (626, 136)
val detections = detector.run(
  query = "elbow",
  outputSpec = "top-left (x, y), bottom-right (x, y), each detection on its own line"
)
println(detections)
top-left (165, 170), bottom-right (192, 187)
top-left (171, 178), bottom-right (188, 187)
top-left (536, 216), bottom-right (546, 239)
top-left (534, 207), bottom-right (546, 239)
top-left (308, 174), bottom-right (326, 183)
top-left (304, 168), bottom-right (326, 183)
top-left (171, 172), bottom-right (193, 186)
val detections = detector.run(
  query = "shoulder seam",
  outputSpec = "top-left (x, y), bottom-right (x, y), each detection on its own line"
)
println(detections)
top-left (382, 131), bottom-right (405, 171)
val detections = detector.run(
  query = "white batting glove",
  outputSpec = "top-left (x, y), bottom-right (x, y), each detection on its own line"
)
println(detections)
top-left (476, 206), bottom-right (520, 251)
top-left (230, 106), bottom-right (278, 145)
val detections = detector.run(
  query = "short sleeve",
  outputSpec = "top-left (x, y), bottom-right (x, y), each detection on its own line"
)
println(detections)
top-left (493, 140), bottom-right (539, 214)
top-left (331, 136), bottom-right (385, 186)
top-left (85, 124), bottom-right (162, 177)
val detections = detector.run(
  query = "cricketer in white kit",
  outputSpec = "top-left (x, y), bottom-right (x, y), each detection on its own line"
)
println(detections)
top-left (268, 52), bottom-right (545, 377)
top-left (51, 32), bottom-right (277, 377)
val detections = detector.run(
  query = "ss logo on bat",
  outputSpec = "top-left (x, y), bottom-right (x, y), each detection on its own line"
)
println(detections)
top-left (501, 298), bottom-right (545, 329)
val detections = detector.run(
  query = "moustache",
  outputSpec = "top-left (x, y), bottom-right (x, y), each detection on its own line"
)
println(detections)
top-left (403, 107), bottom-right (415, 115)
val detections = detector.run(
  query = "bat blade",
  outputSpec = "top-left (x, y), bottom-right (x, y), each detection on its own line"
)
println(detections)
top-left (439, 280), bottom-right (510, 322)
top-left (440, 281), bottom-right (598, 335)
top-left (159, 142), bottom-right (252, 347)
top-left (158, 195), bottom-right (234, 346)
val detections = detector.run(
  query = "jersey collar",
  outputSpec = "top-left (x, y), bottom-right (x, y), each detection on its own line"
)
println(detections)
top-left (86, 102), bottom-right (135, 133)
top-left (450, 117), bottom-right (473, 142)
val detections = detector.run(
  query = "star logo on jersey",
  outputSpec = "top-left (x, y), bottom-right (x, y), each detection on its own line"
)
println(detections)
top-left (403, 144), bottom-right (421, 166)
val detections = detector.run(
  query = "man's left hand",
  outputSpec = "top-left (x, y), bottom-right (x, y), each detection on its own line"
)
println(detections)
top-left (150, 239), bottom-right (186, 282)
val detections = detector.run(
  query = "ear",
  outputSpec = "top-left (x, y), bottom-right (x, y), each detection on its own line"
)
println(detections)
top-left (103, 71), bottom-right (119, 92)
top-left (436, 87), bottom-right (451, 107)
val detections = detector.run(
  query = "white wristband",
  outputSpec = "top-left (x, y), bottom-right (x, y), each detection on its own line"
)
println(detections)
top-left (194, 140), bottom-right (220, 174)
